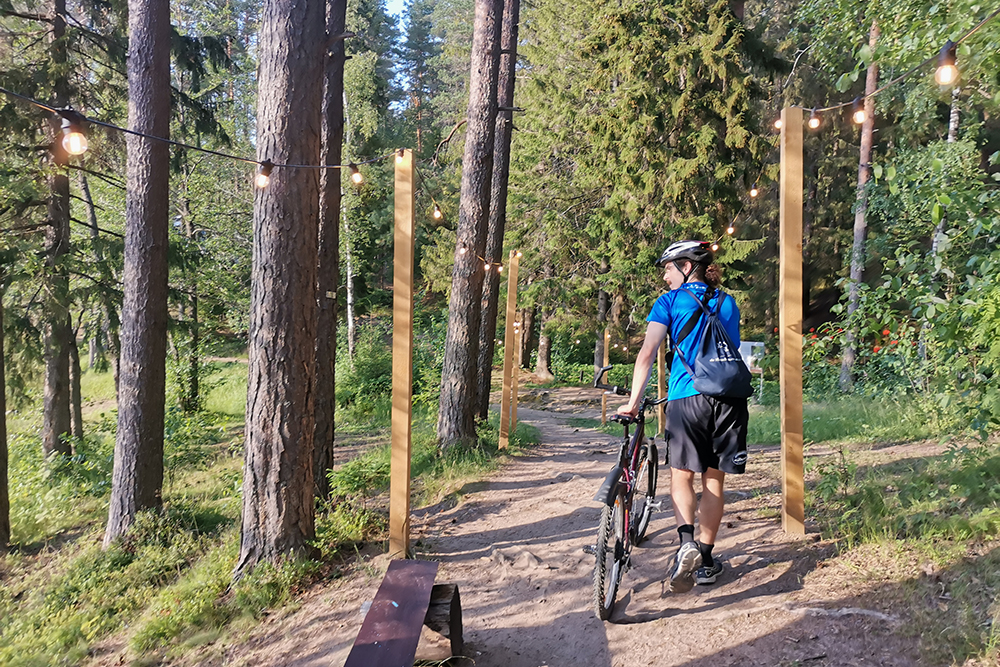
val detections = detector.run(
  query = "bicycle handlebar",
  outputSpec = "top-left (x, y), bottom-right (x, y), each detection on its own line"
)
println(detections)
top-left (594, 364), bottom-right (670, 410)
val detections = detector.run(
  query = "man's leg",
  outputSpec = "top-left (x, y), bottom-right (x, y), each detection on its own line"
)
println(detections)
top-left (667, 467), bottom-right (701, 593)
top-left (670, 467), bottom-right (697, 527)
top-left (696, 468), bottom-right (726, 584)
top-left (698, 468), bottom-right (726, 544)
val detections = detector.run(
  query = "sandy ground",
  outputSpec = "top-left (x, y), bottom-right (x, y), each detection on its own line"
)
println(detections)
top-left (199, 388), bottom-right (954, 667)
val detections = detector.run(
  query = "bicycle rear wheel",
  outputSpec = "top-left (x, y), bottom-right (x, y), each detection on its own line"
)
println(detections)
top-left (593, 486), bottom-right (626, 620)
top-left (631, 444), bottom-right (658, 544)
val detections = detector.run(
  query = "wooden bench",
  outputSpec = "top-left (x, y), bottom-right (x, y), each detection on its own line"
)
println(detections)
top-left (344, 560), bottom-right (463, 667)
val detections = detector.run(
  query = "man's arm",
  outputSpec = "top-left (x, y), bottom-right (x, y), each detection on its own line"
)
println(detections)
top-left (618, 321), bottom-right (669, 416)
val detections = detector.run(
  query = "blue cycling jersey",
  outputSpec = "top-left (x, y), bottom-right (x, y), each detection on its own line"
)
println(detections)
top-left (646, 282), bottom-right (742, 400)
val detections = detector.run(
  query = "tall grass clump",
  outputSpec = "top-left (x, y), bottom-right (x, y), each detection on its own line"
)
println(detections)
top-left (747, 396), bottom-right (934, 445)
top-left (810, 442), bottom-right (1000, 544)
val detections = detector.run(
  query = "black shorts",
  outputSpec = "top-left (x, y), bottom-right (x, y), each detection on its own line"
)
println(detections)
top-left (666, 394), bottom-right (748, 474)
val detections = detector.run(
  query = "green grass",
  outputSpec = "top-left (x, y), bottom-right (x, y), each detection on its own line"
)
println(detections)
top-left (201, 362), bottom-right (249, 417)
top-left (747, 397), bottom-right (933, 445)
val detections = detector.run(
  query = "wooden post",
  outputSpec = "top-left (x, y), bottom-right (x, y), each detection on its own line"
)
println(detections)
top-left (779, 108), bottom-right (805, 535)
top-left (657, 341), bottom-right (667, 436)
top-left (498, 250), bottom-right (520, 449)
top-left (601, 328), bottom-right (610, 424)
top-left (511, 324), bottom-right (521, 436)
top-left (390, 149), bottom-right (415, 557)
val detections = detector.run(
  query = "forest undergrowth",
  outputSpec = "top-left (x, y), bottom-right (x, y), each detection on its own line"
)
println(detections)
top-left (1, 361), bottom-right (998, 665)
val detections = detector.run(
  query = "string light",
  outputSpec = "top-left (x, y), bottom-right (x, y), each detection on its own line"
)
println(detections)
top-left (497, 265), bottom-right (503, 273)
top-left (935, 40), bottom-right (958, 85)
top-left (711, 243), bottom-right (720, 251)
top-left (433, 204), bottom-right (442, 219)
top-left (349, 163), bottom-right (363, 184)
top-left (395, 148), bottom-right (405, 164)
top-left (851, 97), bottom-right (867, 125)
top-left (808, 109), bottom-right (821, 130)
top-left (749, 183), bottom-right (759, 198)
top-left (255, 160), bottom-right (273, 189)
top-left (459, 247), bottom-right (467, 254)
top-left (727, 225), bottom-right (735, 235)
top-left (484, 262), bottom-right (490, 271)
top-left (515, 251), bottom-right (522, 258)
top-left (773, 118), bottom-right (783, 130)
top-left (59, 109), bottom-right (87, 156)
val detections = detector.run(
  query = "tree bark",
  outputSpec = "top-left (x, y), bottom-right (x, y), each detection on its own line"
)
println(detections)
top-left (1, 281), bottom-right (9, 549)
top-left (104, 0), bottom-right (171, 546)
top-left (236, 0), bottom-right (325, 576)
top-left (594, 258), bottom-right (609, 374)
top-left (79, 173), bottom-right (106, 371)
top-left (838, 21), bottom-right (878, 392)
top-left (475, 0), bottom-right (520, 421)
top-left (534, 310), bottom-right (554, 383)
top-left (69, 327), bottom-right (83, 445)
top-left (314, 0), bottom-right (347, 503)
top-left (42, 0), bottom-right (72, 459)
top-left (342, 93), bottom-right (356, 363)
top-left (519, 305), bottom-right (535, 369)
top-left (437, 0), bottom-right (504, 449)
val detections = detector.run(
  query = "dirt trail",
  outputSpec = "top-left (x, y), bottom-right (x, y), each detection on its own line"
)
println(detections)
top-left (220, 393), bottom-right (930, 667)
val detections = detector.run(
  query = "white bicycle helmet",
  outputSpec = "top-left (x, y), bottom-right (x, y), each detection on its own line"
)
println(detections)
top-left (654, 240), bottom-right (714, 268)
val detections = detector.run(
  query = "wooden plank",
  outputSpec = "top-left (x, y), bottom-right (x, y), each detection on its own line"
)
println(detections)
top-left (498, 250), bottom-right (519, 449)
top-left (511, 324), bottom-right (520, 436)
top-left (779, 108), bottom-right (805, 535)
top-left (390, 149), bottom-right (415, 558)
top-left (601, 329), bottom-right (610, 425)
top-left (344, 560), bottom-right (439, 667)
top-left (657, 341), bottom-right (666, 436)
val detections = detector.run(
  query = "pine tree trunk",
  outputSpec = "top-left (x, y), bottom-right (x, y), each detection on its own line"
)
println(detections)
top-left (42, 0), bottom-right (72, 459)
top-left (437, 0), bottom-right (504, 450)
top-left (181, 202), bottom-right (200, 413)
top-left (475, 0), bottom-right (520, 421)
top-left (104, 0), bottom-right (171, 546)
top-left (594, 258), bottom-right (609, 374)
top-left (79, 174), bottom-right (105, 371)
top-left (314, 0), bottom-right (347, 503)
top-left (69, 330), bottom-right (83, 446)
top-left (236, 0), bottom-right (325, 575)
top-left (520, 306), bottom-right (535, 369)
top-left (838, 21), bottom-right (878, 392)
top-left (535, 310), bottom-right (554, 383)
top-left (0, 283), bottom-right (9, 549)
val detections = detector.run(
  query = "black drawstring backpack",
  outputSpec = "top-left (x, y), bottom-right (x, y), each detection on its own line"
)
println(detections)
top-left (673, 288), bottom-right (754, 399)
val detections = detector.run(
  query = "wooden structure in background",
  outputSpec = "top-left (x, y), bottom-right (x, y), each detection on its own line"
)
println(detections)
top-left (657, 341), bottom-right (667, 436)
top-left (389, 149), bottom-right (415, 557)
top-left (600, 329), bottom-right (610, 424)
top-left (498, 250), bottom-right (521, 449)
top-left (779, 108), bottom-right (805, 534)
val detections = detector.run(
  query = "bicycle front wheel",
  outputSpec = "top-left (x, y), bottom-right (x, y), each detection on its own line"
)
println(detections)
top-left (632, 444), bottom-right (658, 544)
top-left (593, 486), bottom-right (626, 620)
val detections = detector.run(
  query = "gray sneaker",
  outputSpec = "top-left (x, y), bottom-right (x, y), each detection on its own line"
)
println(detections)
top-left (695, 560), bottom-right (723, 585)
top-left (667, 541), bottom-right (703, 593)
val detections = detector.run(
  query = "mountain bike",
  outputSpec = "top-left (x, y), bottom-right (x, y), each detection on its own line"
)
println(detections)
top-left (588, 365), bottom-right (668, 620)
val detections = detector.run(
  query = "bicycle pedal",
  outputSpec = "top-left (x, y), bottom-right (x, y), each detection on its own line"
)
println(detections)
top-left (647, 501), bottom-right (663, 511)
top-left (582, 544), bottom-right (597, 556)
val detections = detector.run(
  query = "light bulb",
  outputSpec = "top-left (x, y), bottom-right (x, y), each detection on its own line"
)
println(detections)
top-left (808, 109), bottom-right (821, 129)
top-left (851, 97), bottom-right (867, 125)
top-left (59, 112), bottom-right (88, 156)
top-left (773, 118), bottom-right (783, 130)
top-left (395, 148), bottom-right (405, 164)
top-left (255, 160), bottom-right (273, 189)
top-left (459, 247), bottom-right (467, 255)
top-left (711, 243), bottom-right (719, 251)
top-left (497, 265), bottom-right (503, 273)
top-left (935, 40), bottom-right (958, 86)
top-left (749, 184), bottom-right (759, 198)
top-left (62, 130), bottom-right (87, 156)
top-left (349, 163), bottom-right (363, 184)
top-left (433, 204), bottom-right (442, 219)
top-left (727, 226), bottom-right (735, 235)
